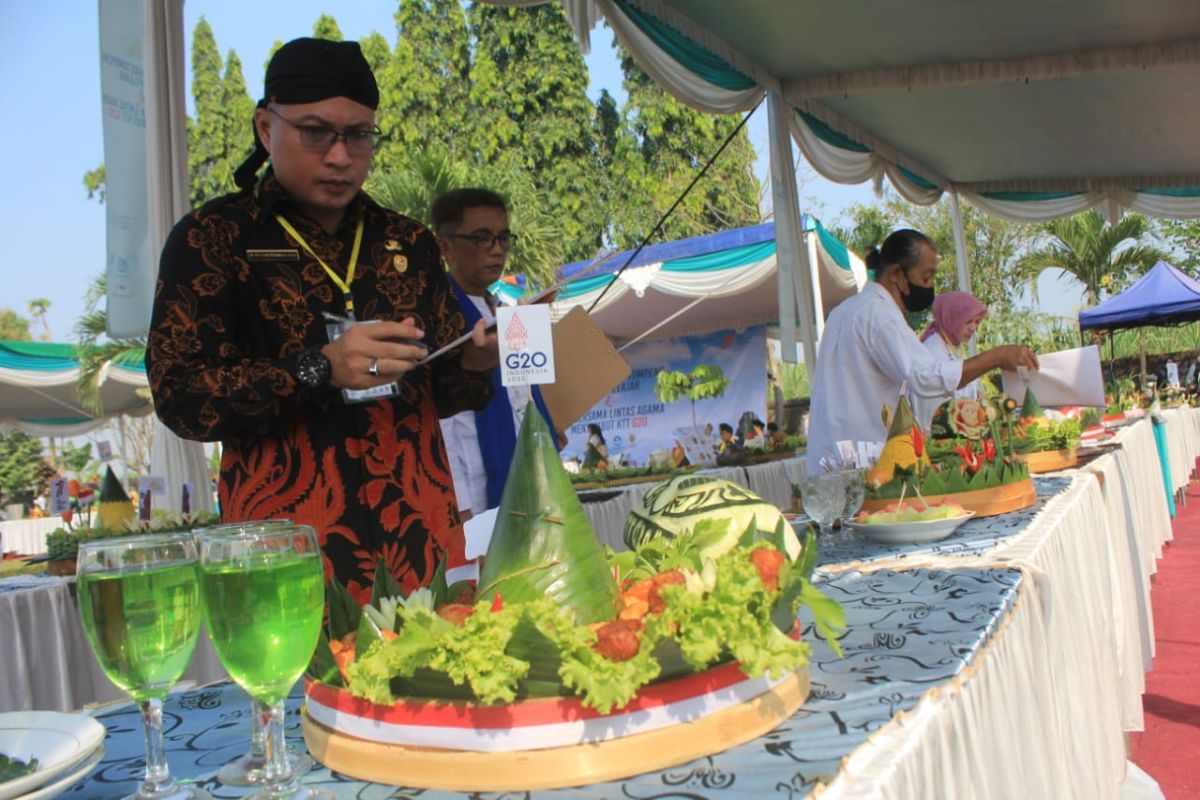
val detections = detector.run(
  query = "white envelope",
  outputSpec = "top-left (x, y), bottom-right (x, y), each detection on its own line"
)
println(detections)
top-left (1000, 345), bottom-right (1105, 407)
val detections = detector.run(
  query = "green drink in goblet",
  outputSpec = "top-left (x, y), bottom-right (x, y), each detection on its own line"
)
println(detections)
top-left (77, 533), bottom-right (209, 800)
top-left (198, 524), bottom-right (331, 800)
top-left (192, 520), bottom-right (312, 787)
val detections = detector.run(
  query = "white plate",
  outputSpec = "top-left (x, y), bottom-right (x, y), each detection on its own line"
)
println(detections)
top-left (19, 745), bottom-right (104, 800)
top-left (0, 712), bottom-right (106, 800)
top-left (849, 511), bottom-right (976, 544)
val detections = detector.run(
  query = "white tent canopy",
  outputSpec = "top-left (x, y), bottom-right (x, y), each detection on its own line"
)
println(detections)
top-left (0, 341), bottom-right (152, 437)
top-left (515, 218), bottom-right (867, 344)
top-left (496, 0), bottom-right (1200, 221)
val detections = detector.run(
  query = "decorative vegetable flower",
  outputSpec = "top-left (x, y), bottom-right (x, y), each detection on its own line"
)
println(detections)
top-left (910, 425), bottom-right (925, 458)
top-left (981, 437), bottom-right (996, 462)
top-left (953, 442), bottom-right (982, 475)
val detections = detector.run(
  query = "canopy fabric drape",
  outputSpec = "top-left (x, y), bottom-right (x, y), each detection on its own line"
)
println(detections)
top-left (484, 0), bottom-right (1200, 222)
top-left (501, 219), bottom-right (865, 342)
top-left (0, 341), bottom-right (151, 436)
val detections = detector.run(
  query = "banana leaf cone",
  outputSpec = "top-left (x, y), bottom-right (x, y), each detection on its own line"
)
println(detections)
top-left (96, 465), bottom-right (134, 530)
top-left (867, 394), bottom-right (928, 486)
top-left (478, 408), bottom-right (619, 624)
top-left (886, 393), bottom-right (920, 438)
top-left (1020, 387), bottom-right (1044, 419)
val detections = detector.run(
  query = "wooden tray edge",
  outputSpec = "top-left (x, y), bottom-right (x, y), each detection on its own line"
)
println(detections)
top-left (301, 668), bottom-right (809, 791)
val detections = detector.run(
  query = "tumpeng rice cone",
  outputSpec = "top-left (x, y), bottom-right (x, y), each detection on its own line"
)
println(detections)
top-left (478, 407), bottom-right (619, 624)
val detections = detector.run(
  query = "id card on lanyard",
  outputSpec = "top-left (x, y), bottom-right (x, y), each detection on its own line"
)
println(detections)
top-left (276, 213), bottom-right (395, 404)
top-left (324, 317), bottom-right (399, 404)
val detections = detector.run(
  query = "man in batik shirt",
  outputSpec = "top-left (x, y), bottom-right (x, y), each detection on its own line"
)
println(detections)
top-left (147, 38), bottom-right (496, 602)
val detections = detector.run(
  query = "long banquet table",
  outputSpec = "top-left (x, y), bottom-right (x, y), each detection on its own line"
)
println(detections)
top-left (33, 415), bottom-right (1200, 797)
top-left (0, 575), bottom-right (228, 713)
top-left (0, 513), bottom-right (64, 556)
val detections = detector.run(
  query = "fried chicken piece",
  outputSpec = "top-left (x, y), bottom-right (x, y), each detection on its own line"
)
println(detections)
top-left (592, 618), bottom-right (644, 662)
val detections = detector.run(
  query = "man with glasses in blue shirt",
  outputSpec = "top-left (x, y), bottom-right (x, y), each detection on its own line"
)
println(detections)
top-left (432, 188), bottom-right (558, 520)
top-left (148, 38), bottom-right (497, 599)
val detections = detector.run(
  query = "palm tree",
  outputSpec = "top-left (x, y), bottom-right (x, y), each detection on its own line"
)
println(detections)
top-left (27, 298), bottom-right (51, 341)
top-left (368, 144), bottom-right (567, 291)
top-left (74, 274), bottom-right (147, 415)
top-left (1017, 211), bottom-right (1165, 307)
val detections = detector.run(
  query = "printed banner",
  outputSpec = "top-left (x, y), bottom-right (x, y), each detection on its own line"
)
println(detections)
top-left (564, 326), bottom-right (767, 467)
top-left (99, 0), bottom-right (154, 337)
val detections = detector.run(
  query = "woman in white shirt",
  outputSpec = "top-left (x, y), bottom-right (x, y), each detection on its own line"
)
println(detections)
top-left (806, 229), bottom-right (1037, 474)
top-left (912, 291), bottom-right (988, 430)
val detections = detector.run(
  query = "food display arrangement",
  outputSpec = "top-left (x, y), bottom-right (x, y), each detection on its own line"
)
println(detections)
top-left (42, 466), bottom-right (218, 574)
top-left (1005, 389), bottom-right (1081, 472)
top-left (301, 412), bottom-right (843, 791)
top-left (863, 395), bottom-right (1036, 518)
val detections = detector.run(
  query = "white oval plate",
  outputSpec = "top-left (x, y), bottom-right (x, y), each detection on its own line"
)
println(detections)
top-left (19, 745), bottom-right (104, 800)
top-left (849, 511), bottom-right (975, 544)
top-left (0, 712), bottom-right (105, 800)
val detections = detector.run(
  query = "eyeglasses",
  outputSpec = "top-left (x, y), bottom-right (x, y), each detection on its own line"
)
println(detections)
top-left (445, 231), bottom-right (519, 250)
top-left (267, 107), bottom-right (384, 154)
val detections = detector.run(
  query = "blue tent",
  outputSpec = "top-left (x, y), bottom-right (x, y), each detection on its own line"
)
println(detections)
top-left (1078, 261), bottom-right (1200, 332)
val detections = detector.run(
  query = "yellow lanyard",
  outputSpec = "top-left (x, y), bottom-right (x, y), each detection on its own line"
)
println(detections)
top-left (275, 214), bottom-right (365, 316)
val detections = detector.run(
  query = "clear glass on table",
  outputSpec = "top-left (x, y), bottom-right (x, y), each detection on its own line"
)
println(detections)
top-left (77, 532), bottom-right (210, 800)
top-left (192, 520), bottom-right (313, 786)
top-left (197, 523), bottom-right (332, 800)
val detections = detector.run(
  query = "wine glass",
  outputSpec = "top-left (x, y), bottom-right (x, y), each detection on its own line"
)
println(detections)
top-left (192, 520), bottom-right (313, 786)
top-left (198, 524), bottom-right (332, 800)
top-left (77, 533), bottom-right (210, 800)
top-left (798, 472), bottom-right (846, 545)
top-left (837, 469), bottom-right (867, 543)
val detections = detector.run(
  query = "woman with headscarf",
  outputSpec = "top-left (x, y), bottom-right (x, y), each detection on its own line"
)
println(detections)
top-left (912, 291), bottom-right (989, 429)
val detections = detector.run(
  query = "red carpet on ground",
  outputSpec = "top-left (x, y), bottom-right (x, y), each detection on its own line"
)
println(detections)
top-left (1131, 475), bottom-right (1200, 798)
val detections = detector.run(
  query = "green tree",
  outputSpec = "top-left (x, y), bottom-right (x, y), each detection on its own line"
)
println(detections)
top-left (312, 13), bottom-right (343, 40)
top-left (388, 0), bottom-right (471, 159)
top-left (186, 20), bottom-right (254, 206)
top-left (470, 4), bottom-right (603, 260)
top-left (654, 364), bottom-right (730, 429)
top-left (27, 299), bottom-right (51, 341)
top-left (1017, 210), bottom-right (1166, 306)
top-left (1154, 219), bottom-right (1200, 274)
top-left (0, 431), bottom-right (53, 510)
top-left (0, 309), bottom-right (32, 341)
top-left (83, 165), bottom-right (106, 203)
top-left (59, 441), bottom-right (95, 478)
top-left (74, 274), bottom-right (147, 415)
top-left (613, 44), bottom-right (761, 249)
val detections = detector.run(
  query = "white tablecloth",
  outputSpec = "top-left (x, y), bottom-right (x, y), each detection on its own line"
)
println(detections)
top-left (819, 418), bottom-right (1179, 796)
top-left (0, 515), bottom-right (63, 555)
top-left (1161, 406), bottom-right (1199, 494)
top-left (0, 575), bottom-right (227, 713)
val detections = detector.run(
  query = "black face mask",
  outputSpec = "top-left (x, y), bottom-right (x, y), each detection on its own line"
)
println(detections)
top-left (901, 280), bottom-right (935, 312)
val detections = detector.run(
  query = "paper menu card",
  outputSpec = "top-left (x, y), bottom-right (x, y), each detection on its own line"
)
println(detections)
top-left (999, 344), bottom-right (1105, 407)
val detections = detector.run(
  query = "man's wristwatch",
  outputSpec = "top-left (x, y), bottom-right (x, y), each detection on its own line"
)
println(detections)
top-left (293, 346), bottom-right (332, 389)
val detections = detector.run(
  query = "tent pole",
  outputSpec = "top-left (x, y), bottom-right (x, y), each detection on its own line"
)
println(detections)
top-left (947, 190), bottom-right (976, 355)
top-left (1139, 327), bottom-right (1147, 390)
top-left (766, 90), bottom-right (819, 371)
top-left (802, 223), bottom-right (825, 343)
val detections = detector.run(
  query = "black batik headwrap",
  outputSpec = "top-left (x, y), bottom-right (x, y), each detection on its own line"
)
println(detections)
top-left (233, 37), bottom-right (380, 190)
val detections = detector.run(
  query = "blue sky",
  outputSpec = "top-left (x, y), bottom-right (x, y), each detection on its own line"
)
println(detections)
top-left (1, 2), bottom-right (1080, 343)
